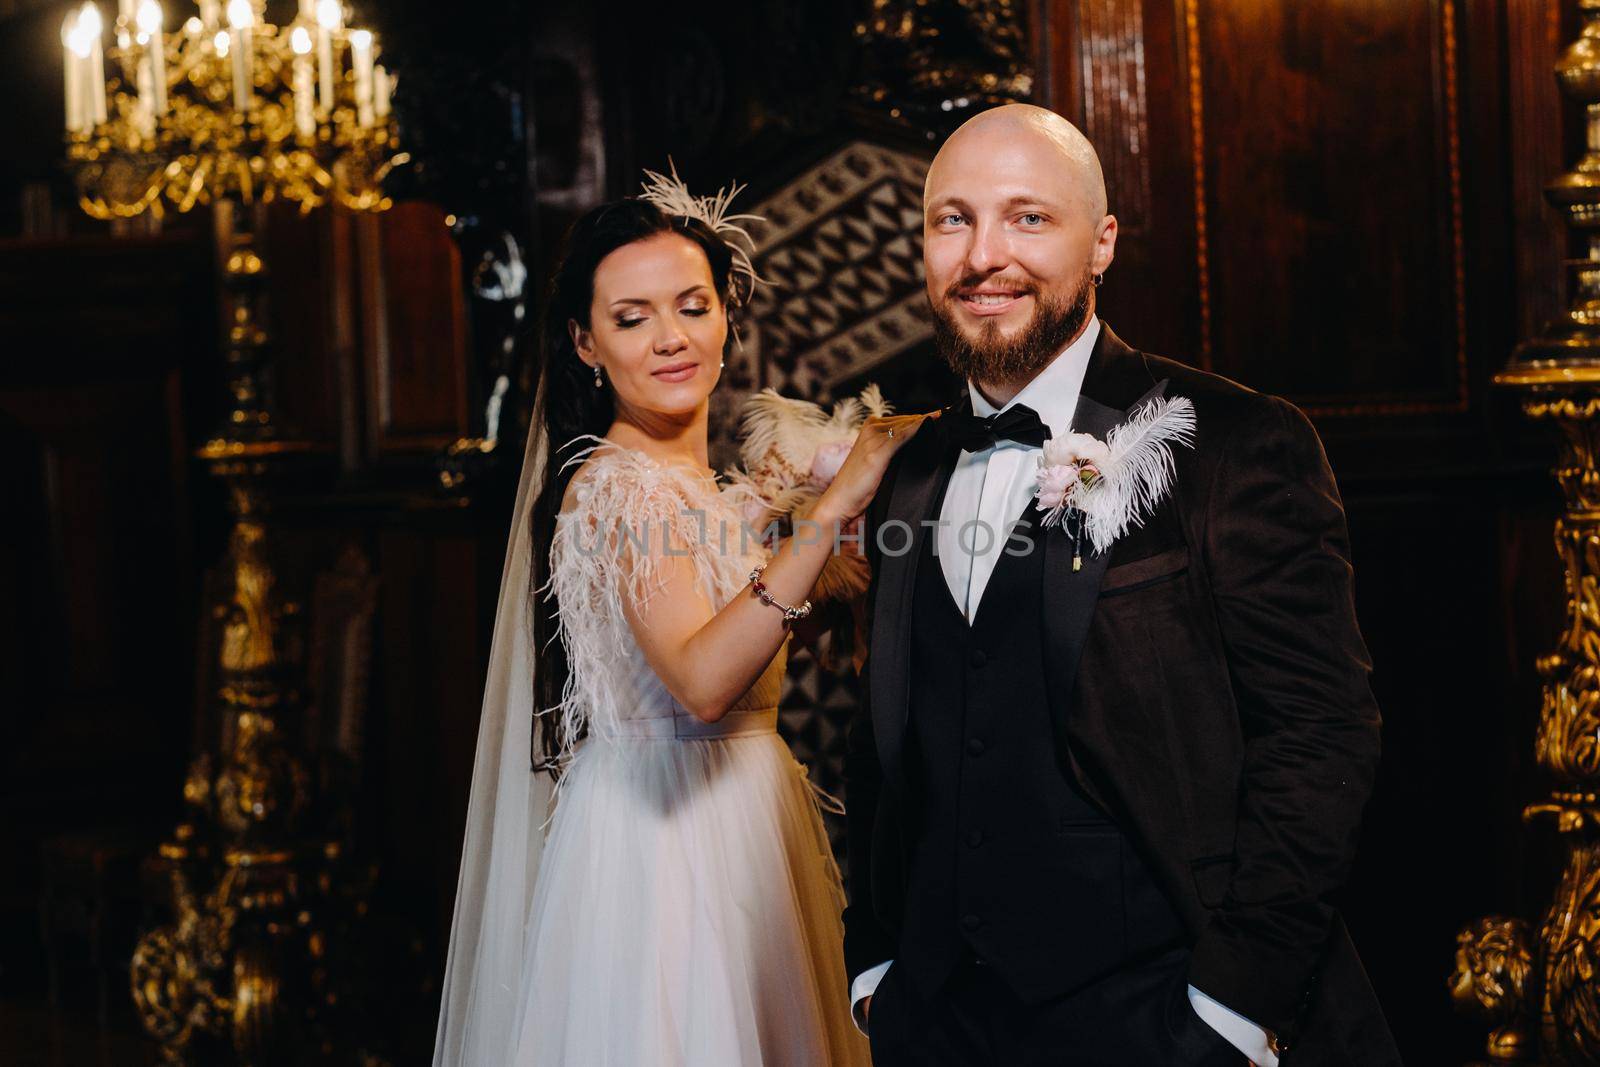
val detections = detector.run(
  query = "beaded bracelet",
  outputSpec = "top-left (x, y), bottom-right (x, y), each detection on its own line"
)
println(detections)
top-left (747, 562), bottom-right (813, 623)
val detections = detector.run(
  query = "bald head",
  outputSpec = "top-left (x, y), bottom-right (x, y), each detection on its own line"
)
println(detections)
top-left (927, 104), bottom-right (1108, 220)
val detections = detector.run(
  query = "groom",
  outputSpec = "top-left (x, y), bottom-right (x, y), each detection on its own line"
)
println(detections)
top-left (843, 104), bottom-right (1398, 1065)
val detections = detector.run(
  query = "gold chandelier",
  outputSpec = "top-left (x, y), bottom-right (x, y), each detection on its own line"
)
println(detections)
top-left (60, 0), bottom-right (405, 219)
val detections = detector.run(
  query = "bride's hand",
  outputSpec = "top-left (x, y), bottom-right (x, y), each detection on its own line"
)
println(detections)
top-left (814, 413), bottom-right (930, 525)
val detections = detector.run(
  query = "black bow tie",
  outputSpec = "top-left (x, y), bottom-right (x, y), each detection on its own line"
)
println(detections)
top-left (947, 403), bottom-right (1052, 453)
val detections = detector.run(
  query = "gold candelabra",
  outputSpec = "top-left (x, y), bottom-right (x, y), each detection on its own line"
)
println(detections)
top-left (1456, 1), bottom-right (1600, 1063)
top-left (58, 1), bottom-right (401, 1061)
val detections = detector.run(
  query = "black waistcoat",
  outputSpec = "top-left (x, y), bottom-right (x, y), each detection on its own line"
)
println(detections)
top-left (897, 481), bottom-right (1186, 1004)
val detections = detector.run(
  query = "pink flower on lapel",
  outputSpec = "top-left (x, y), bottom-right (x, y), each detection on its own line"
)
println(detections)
top-left (1035, 464), bottom-right (1080, 510)
top-left (1035, 432), bottom-right (1111, 515)
top-left (1043, 432), bottom-right (1111, 474)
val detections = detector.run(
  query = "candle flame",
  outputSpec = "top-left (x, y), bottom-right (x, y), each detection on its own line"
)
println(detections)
top-left (291, 26), bottom-right (312, 54)
top-left (349, 28), bottom-right (371, 50)
top-left (136, 0), bottom-right (161, 34)
top-left (183, 15), bottom-right (201, 34)
top-left (77, 3), bottom-right (101, 38)
top-left (315, 0), bottom-right (341, 30)
top-left (213, 29), bottom-right (229, 57)
top-left (226, 0), bottom-right (252, 30)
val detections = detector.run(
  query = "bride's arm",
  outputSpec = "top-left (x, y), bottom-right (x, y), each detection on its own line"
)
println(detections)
top-left (621, 414), bottom-right (925, 723)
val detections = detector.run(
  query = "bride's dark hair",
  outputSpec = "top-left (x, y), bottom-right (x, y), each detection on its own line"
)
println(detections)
top-left (529, 198), bottom-right (742, 771)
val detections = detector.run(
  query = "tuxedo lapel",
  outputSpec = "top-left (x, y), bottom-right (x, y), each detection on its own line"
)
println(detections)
top-left (1040, 366), bottom-right (1170, 766)
top-left (1039, 392), bottom-right (1124, 730)
top-left (869, 394), bottom-right (967, 782)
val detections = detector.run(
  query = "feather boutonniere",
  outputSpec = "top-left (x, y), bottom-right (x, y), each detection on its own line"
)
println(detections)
top-left (1034, 395), bottom-right (1197, 570)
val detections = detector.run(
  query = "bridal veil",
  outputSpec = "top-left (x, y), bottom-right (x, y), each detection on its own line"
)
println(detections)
top-left (431, 370), bottom-right (552, 1066)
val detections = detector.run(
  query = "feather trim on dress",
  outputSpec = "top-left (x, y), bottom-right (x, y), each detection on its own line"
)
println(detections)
top-left (540, 435), bottom-right (767, 769)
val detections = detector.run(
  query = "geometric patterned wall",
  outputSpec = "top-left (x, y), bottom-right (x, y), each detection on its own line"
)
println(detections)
top-left (746, 142), bottom-right (933, 399)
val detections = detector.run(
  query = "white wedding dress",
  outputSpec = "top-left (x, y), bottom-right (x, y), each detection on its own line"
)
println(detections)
top-left (508, 438), bottom-right (869, 1066)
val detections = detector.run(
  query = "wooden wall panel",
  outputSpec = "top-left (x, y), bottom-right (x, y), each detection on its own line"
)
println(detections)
top-left (364, 203), bottom-right (471, 455)
top-left (0, 233), bottom-right (214, 993)
top-left (266, 202), bottom-right (345, 451)
top-left (1507, 0), bottom-right (1568, 342)
top-left (1054, 0), bottom-right (1202, 364)
top-left (1047, 0), bottom-right (1515, 427)
top-left (1195, 0), bottom-right (1466, 414)
top-left (265, 200), bottom-right (473, 467)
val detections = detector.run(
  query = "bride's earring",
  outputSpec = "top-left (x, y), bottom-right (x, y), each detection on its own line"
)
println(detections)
top-left (593, 364), bottom-right (603, 388)
top-left (719, 360), bottom-right (726, 370)
top-left (1092, 272), bottom-right (1104, 287)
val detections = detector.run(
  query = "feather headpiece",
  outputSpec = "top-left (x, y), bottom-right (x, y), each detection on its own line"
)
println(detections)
top-left (637, 159), bottom-right (765, 306)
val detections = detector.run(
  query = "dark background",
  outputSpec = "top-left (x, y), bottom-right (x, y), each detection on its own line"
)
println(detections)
top-left (0, 0), bottom-right (1576, 1062)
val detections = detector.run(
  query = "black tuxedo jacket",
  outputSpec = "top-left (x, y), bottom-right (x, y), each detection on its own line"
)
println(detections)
top-left (843, 323), bottom-right (1399, 1064)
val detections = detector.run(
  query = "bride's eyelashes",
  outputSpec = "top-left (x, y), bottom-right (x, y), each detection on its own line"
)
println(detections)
top-left (614, 304), bottom-right (712, 329)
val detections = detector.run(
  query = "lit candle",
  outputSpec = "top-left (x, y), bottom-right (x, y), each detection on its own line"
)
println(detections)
top-left (62, 11), bottom-right (84, 134)
top-left (134, 46), bottom-right (154, 138)
top-left (116, 0), bottom-right (134, 47)
top-left (291, 26), bottom-right (315, 140)
top-left (213, 29), bottom-right (228, 59)
top-left (137, 1), bottom-right (165, 118)
top-left (198, 0), bottom-right (219, 30)
top-left (226, 0), bottom-right (252, 111)
top-left (315, 0), bottom-right (340, 113)
top-left (349, 28), bottom-right (373, 127)
top-left (79, 3), bottom-right (106, 126)
top-left (373, 63), bottom-right (391, 119)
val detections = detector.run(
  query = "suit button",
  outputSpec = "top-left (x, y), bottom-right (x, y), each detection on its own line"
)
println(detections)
top-left (966, 737), bottom-right (986, 756)
top-left (961, 914), bottom-right (982, 932)
top-left (969, 650), bottom-right (987, 668)
top-left (965, 829), bottom-right (984, 848)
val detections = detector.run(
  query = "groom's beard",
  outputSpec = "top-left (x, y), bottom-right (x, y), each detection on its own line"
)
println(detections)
top-left (931, 272), bottom-right (1094, 387)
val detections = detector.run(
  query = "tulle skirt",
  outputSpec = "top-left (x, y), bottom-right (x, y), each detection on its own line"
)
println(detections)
top-left (511, 710), bottom-right (871, 1066)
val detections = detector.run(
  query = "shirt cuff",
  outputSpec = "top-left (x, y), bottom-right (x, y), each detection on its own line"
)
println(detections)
top-left (1188, 985), bottom-right (1279, 1067)
top-left (849, 960), bottom-right (892, 1035)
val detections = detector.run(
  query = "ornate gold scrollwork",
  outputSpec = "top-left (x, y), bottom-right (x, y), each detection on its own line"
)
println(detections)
top-left (1545, 844), bottom-right (1600, 1062)
top-left (1472, 385), bottom-right (1600, 1062)
top-left (130, 864), bottom-right (238, 1062)
top-left (1466, 0), bottom-right (1600, 1058)
top-left (1449, 917), bottom-right (1536, 1062)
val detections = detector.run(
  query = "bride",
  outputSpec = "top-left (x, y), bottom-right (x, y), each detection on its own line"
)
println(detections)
top-left (432, 171), bottom-right (922, 1066)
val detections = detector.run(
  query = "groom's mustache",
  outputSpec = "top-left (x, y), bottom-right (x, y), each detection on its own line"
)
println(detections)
top-left (943, 274), bottom-right (1039, 302)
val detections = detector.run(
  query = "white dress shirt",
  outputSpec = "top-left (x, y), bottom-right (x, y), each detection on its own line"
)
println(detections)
top-left (849, 318), bottom-right (1278, 1066)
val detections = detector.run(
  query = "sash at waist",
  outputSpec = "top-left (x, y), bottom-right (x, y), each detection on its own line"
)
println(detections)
top-left (608, 707), bottom-right (778, 740)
